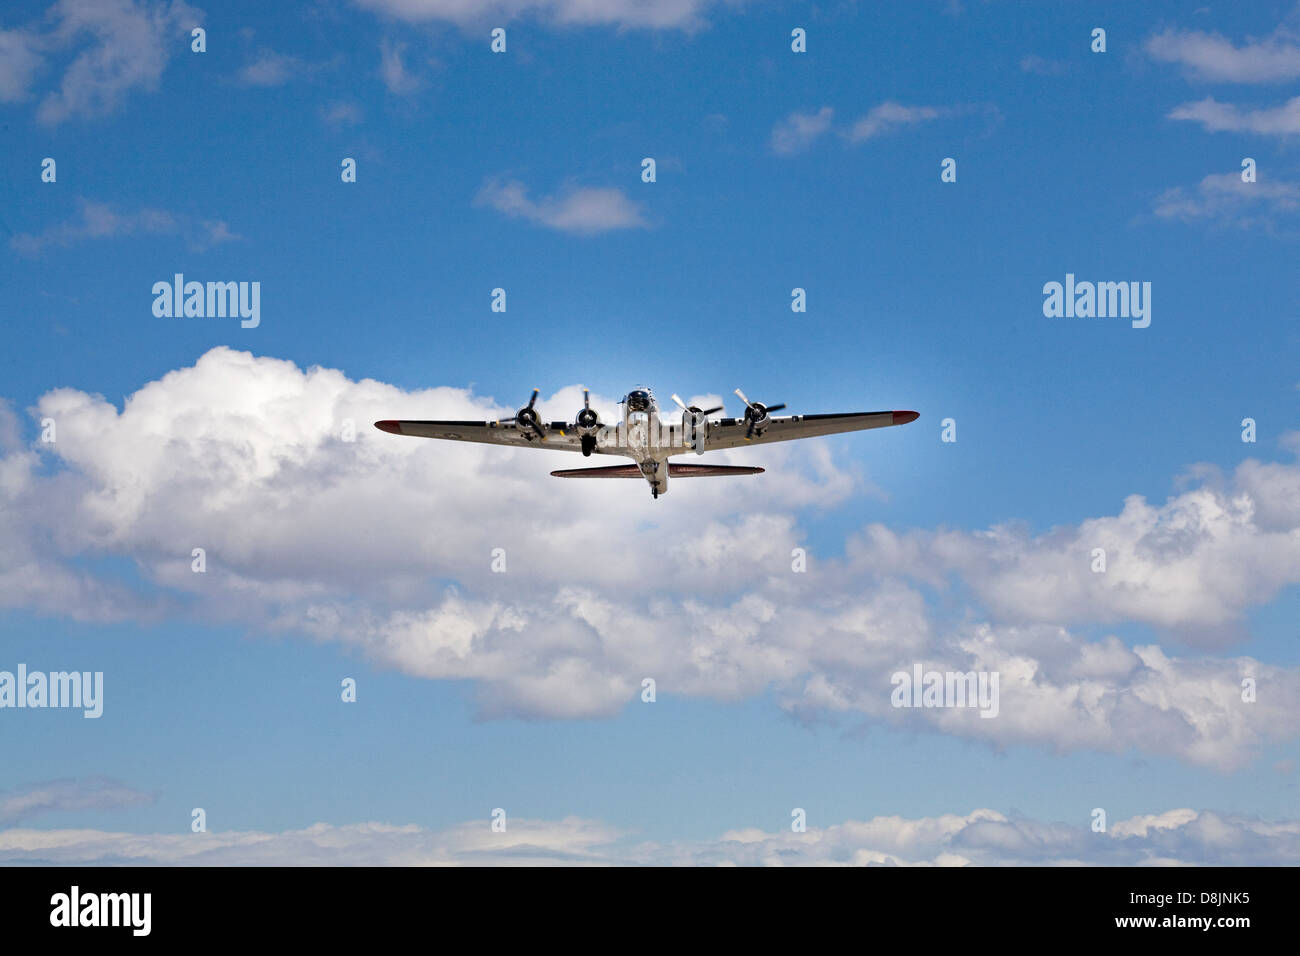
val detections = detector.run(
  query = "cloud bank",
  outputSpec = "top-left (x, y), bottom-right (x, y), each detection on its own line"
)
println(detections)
top-left (3, 806), bottom-right (1297, 865)
top-left (3, 348), bottom-right (1299, 769)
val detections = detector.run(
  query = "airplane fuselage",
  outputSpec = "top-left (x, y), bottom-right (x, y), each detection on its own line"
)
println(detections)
top-left (620, 387), bottom-right (671, 497)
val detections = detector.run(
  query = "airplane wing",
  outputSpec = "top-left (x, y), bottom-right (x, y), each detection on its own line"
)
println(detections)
top-left (373, 419), bottom-right (589, 452)
top-left (701, 410), bottom-right (918, 451)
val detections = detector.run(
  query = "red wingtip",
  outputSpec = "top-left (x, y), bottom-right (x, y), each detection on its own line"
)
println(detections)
top-left (374, 420), bottom-right (402, 434)
top-left (892, 410), bottom-right (919, 425)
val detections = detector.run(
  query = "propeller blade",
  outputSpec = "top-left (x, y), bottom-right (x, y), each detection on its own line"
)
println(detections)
top-left (527, 388), bottom-right (540, 409)
top-left (582, 388), bottom-right (591, 410)
top-left (733, 388), bottom-right (751, 407)
top-left (670, 393), bottom-right (688, 411)
top-left (700, 405), bottom-right (723, 416)
top-left (766, 403), bottom-right (786, 414)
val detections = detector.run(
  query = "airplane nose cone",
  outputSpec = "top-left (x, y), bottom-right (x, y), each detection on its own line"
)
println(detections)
top-left (892, 410), bottom-right (919, 425)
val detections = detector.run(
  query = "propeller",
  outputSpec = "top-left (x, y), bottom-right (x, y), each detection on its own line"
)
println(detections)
top-left (733, 388), bottom-right (786, 439)
top-left (575, 387), bottom-right (599, 429)
top-left (671, 393), bottom-right (724, 454)
top-left (503, 388), bottom-right (546, 437)
top-left (575, 387), bottom-right (601, 456)
top-left (669, 393), bottom-right (724, 417)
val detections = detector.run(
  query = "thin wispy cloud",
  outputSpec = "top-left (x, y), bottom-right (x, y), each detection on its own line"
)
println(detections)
top-left (1153, 172), bottom-right (1300, 227)
top-left (379, 37), bottom-right (422, 94)
top-left (476, 179), bottom-right (648, 234)
top-left (1019, 54), bottom-right (1069, 76)
top-left (770, 101), bottom-right (973, 156)
top-left (2, 806), bottom-right (1298, 865)
top-left (355, 0), bottom-right (715, 31)
top-left (321, 100), bottom-right (363, 126)
top-left (1, 0), bottom-right (203, 125)
top-left (0, 27), bottom-right (44, 101)
top-left (1168, 95), bottom-right (1300, 135)
top-left (849, 102), bottom-right (943, 142)
top-left (9, 198), bottom-right (239, 255)
top-left (236, 48), bottom-right (302, 87)
top-left (1148, 27), bottom-right (1300, 83)
top-left (0, 777), bottom-right (156, 825)
top-left (770, 106), bottom-right (834, 154)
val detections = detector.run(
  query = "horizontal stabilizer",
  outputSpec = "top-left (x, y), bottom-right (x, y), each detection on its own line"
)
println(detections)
top-left (550, 464), bottom-right (642, 478)
top-left (550, 462), bottom-right (765, 478)
top-left (667, 463), bottom-right (764, 477)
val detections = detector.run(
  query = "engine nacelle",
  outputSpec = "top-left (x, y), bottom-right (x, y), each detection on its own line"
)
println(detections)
top-left (742, 403), bottom-right (771, 436)
top-left (514, 404), bottom-right (546, 438)
top-left (680, 409), bottom-right (709, 455)
top-left (575, 406), bottom-right (600, 456)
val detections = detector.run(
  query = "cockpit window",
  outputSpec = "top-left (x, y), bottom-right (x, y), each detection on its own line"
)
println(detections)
top-left (626, 390), bottom-right (650, 411)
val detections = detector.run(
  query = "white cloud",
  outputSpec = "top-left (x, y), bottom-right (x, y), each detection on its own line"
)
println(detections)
top-left (2, 807), bottom-right (1297, 865)
top-left (23, 0), bottom-right (202, 125)
top-left (770, 107), bottom-right (834, 154)
top-left (236, 48), bottom-right (301, 87)
top-left (0, 28), bottom-right (44, 102)
top-left (9, 198), bottom-right (238, 255)
top-left (5, 349), bottom-right (1300, 769)
top-left (322, 100), bottom-right (364, 126)
top-left (379, 37), bottom-right (422, 94)
top-left (849, 462), bottom-right (1300, 643)
top-left (476, 179), bottom-right (647, 233)
top-left (1147, 28), bottom-right (1300, 83)
top-left (355, 0), bottom-right (715, 31)
top-left (1168, 95), bottom-right (1300, 135)
top-left (848, 102), bottom-right (942, 142)
top-left (0, 777), bottom-right (156, 825)
top-left (1153, 172), bottom-right (1300, 227)
top-left (1019, 54), bottom-right (1068, 76)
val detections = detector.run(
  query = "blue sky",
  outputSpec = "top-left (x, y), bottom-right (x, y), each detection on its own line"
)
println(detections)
top-left (1, 0), bottom-right (1298, 865)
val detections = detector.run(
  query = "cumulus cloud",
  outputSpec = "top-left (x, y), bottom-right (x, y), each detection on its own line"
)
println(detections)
top-left (2, 807), bottom-right (1297, 865)
top-left (476, 179), bottom-right (647, 234)
top-left (1168, 96), bottom-right (1300, 135)
top-left (9, 198), bottom-right (238, 255)
top-left (0, 777), bottom-right (156, 825)
top-left (3, 349), bottom-right (1299, 769)
top-left (770, 106), bottom-right (834, 154)
top-left (354, 0), bottom-right (714, 31)
top-left (848, 461), bottom-right (1300, 643)
top-left (0, 0), bottom-right (203, 124)
top-left (1148, 27), bottom-right (1300, 83)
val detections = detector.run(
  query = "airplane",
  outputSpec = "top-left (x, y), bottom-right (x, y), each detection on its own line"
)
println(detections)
top-left (374, 386), bottom-right (918, 499)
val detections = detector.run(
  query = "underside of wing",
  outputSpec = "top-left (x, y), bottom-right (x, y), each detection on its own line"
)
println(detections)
top-left (702, 410), bottom-right (918, 451)
top-left (375, 419), bottom-right (588, 452)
